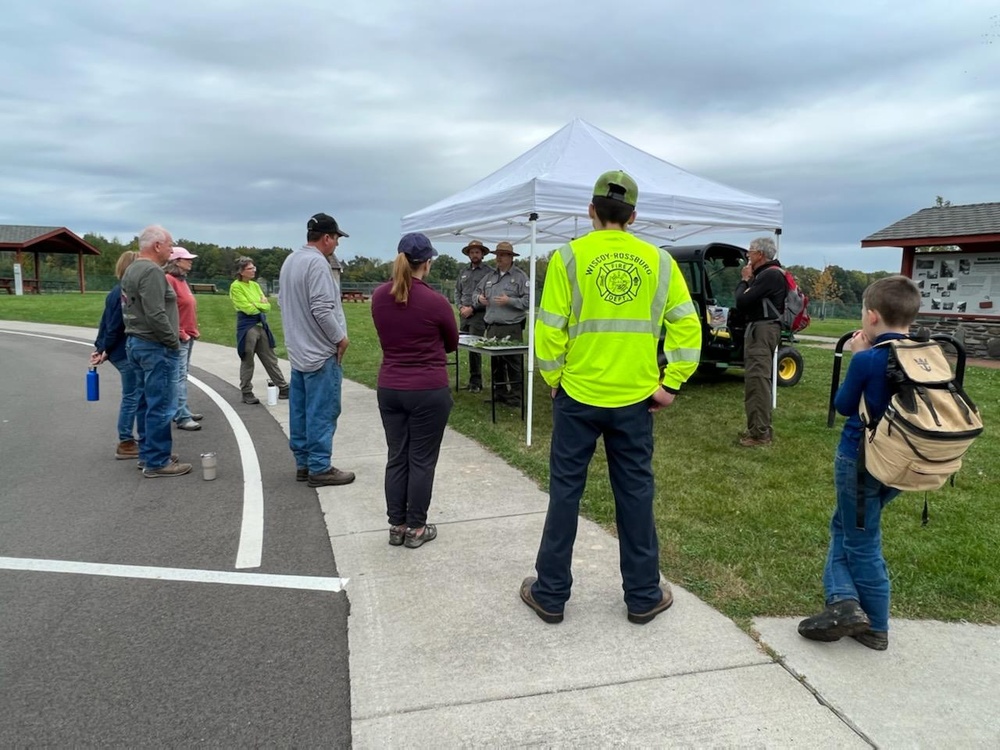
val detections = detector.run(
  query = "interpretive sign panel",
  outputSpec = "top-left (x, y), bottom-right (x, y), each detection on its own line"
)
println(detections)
top-left (912, 251), bottom-right (1000, 317)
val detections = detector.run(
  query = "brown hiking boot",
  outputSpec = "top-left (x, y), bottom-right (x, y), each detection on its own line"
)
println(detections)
top-left (116, 440), bottom-right (139, 460)
top-left (143, 460), bottom-right (193, 478)
top-left (738, 434), bottom-right (773, 447)
top-left (519, 576), bottom-right (564, 624)
top-left (627, 585), bottom-right (675, 624)
top-left (307, 466), bottom-right (356, 487)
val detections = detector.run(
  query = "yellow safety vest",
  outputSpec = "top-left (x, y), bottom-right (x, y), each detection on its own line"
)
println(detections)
top-left (535, 229), bottom-right (701, 408)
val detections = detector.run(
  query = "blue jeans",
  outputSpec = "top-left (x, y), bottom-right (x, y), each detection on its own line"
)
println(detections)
top-left (823, 451), bottom-right (900, 631)
top-left (110, 356), bottom-right (141, 442)
top-left (127, 337), bottom-right (179, 470)
top-left (289, 357), bottom-right (342, 475)
top-left (532, 389), bottom-right (661, 614)
top-left (173, 338), bottom-right (195, 422)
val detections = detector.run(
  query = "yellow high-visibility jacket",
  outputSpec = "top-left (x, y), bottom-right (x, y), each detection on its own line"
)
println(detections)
top-left (535, 229), bottom-right (701, 407)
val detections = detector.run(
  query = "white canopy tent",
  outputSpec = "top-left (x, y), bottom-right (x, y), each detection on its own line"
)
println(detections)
top-left (401, 118), bottom-right (783, 444)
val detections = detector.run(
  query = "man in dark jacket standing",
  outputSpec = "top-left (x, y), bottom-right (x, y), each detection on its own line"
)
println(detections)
top-left (734, 236), bottom-right (785, 447)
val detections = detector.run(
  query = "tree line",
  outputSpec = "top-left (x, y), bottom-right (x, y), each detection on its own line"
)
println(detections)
top-left (4, 232), bottom-right (890, 310)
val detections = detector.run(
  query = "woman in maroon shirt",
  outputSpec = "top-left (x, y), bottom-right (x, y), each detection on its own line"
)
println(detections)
top-left (371, 233), bottom-right (459, 548)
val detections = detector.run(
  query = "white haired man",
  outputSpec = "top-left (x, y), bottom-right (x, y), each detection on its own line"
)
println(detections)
top-left (121, 225), bottom-right (192, 477)
top-left (734, 236), bottom-right (786, 447)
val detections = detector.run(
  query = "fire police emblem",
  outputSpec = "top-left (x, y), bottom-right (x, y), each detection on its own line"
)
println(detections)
top-left (595, 260), bottom-right (642, 305)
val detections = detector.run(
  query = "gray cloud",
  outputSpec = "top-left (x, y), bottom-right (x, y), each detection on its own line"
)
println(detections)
top-left (1, 0), bottom-right (998, 272)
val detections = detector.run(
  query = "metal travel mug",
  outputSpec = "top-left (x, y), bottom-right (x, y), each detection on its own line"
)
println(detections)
top-left (201, 452), bottom-right (217, 481)
top-left (86, 367), bottom-right (100, 401)
top-left (266, 381), bottom-right (279, 406)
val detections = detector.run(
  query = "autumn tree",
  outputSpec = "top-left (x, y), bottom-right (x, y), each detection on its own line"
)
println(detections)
top-left (812, 266), bottom-right (842, 319)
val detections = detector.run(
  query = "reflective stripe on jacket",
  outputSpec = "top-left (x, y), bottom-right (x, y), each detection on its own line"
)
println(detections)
top-left (535, 229), bottom-right (701, 407)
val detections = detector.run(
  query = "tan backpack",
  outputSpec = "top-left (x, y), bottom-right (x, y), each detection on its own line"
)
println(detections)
top-left (860, 338), bottom-right (983, 494)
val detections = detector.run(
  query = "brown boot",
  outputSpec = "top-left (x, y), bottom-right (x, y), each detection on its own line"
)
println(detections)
top-left (116, 440), bottom-right (139, 460)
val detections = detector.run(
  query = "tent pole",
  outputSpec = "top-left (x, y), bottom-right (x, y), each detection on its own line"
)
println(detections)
top-left (527, 213), bottom-right (538, 446)
top-left (772, 226), bottom-right (782, 409)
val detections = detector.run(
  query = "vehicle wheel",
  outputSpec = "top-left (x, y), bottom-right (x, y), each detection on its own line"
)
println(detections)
top-left (776, 346), bottom-right (804, 387)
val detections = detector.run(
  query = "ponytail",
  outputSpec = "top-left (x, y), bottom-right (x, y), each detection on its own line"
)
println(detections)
top-left (390, 254), bottom-right (419, 304)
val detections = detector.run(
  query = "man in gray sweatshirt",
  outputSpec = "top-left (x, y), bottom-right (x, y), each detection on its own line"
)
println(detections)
top-left (121, 224), bottom-right (191, 478)
top-left (278, 213), bottom-right (355, 487)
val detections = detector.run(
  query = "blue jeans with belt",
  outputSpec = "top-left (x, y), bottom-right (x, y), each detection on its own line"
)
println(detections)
top-left (289, 357), bottom-right (342, 475)
top-left (823, 451), bottom-right (900, 632)
top-left (127, 337), bottom-right (178, 470)
top-left (532, 389), bottom-right (662, 614)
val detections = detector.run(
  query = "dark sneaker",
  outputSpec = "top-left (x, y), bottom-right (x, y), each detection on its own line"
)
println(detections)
top-left (278, 387), bottom-right (289, 400)
top-left (295, 467), bottom-right (308, 482)
top-left (242, 393), bottom-right (260, 405)
top-left (307, 466), bottom-right (356, 487)
top-left (143, 460), bottom-right (193, 478)
top-left (519, 576), bottom-right (564, 624)
top-left (176, 419), bottom-right (201, 431)
top-left (852, 630), bottom-right (889, 651)
top-left (115, 440), bottom-right (139, 460)
top-left (137, 453), bottom-right (178, 470)
top-left (627, 585), bottom-right (675, 624)
top-left (389, 525), bottom-right (406, 547)
top-left (403, 524), bottom-right (437, 548)
top-left (798, 599), bottom-right (871, 642)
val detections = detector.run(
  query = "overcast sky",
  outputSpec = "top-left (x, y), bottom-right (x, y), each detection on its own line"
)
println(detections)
top-left (2, 1), bottom-right (997, 272)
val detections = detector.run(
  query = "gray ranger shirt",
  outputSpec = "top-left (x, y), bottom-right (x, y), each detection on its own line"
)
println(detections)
top-left (476, 265), bottom-right (530, 326)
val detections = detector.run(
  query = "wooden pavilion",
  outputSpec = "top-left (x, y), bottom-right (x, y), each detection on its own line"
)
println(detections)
top-left (862, 202), bottom-right (1000, 357)
top-left (0, 225), bottom-right (100, 294)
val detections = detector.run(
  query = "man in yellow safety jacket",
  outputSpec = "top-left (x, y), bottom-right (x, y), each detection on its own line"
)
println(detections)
top-left (520, 170), bottom-right (701, 625)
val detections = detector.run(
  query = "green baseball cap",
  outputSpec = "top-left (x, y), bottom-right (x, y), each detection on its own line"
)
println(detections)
top-left (593, 170), bottom-right (638, 207)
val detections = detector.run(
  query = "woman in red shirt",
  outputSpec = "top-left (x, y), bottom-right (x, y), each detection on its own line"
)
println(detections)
top-left (371, 233), bottom-right (459, 548)
top-left (165, 247), bottom-right (202, 431)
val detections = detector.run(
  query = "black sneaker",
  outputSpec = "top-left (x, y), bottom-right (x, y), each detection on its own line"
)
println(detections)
top-left (798, 600), bottom-right (871, 642)
top-left (404, 524), bottom-right (437, 548)
top-left (519, 576), bottom-right (564, 624)
top-left (627, 585), bottom-right (674, 624)
top-left (852, 630), bottom-right (889, 651)
top-left (307, 466), bottom-right (356, 487)
top-left (295, 467), bottom-right (308, 482)
top-left (242, 393), bottom-right (260, 405)
top-left (278, 387), bottom-right (289, 400)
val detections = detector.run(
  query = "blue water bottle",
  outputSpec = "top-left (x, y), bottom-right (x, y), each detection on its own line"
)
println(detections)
top-left (86, 366), bottom-right (100, 401)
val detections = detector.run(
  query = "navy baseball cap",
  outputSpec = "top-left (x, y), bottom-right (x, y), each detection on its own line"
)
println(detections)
top-left (398, 233), bottom-right (439, 262)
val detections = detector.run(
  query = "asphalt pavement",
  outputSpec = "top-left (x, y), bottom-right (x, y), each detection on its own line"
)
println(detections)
top-left (2, 321), bottom-right (998, 748)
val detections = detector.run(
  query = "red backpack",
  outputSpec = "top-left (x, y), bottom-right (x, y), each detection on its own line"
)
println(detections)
top-left (764, 267), bottom-right (811, 333)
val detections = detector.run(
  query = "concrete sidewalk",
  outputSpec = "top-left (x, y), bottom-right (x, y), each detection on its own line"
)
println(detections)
top-left (4, 321), bottom-right (998, 748)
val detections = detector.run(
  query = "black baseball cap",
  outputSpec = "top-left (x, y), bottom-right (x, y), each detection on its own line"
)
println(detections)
top-left (308, 212), bottom-right (349, 238)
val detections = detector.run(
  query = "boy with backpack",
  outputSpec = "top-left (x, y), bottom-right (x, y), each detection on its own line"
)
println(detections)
top-left (798, 275), bottom-right (921, 651)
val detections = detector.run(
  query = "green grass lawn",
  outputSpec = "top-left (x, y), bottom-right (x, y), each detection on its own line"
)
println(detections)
top-left (3, 293), bottom-right (998, 628)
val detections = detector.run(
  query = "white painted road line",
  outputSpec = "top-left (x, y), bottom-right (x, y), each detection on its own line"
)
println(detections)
top-left (0, 557), bottom-right (348, 592)
top-left (187, 373), bottom-right (264, 570)
top-left (0, 329), bottom-right (265, 570)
